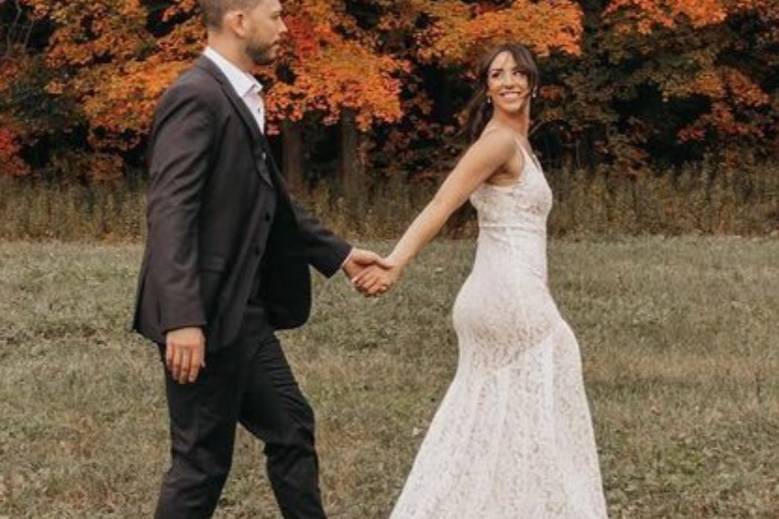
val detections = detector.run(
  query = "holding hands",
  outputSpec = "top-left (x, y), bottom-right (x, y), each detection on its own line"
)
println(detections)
top-left (352, 257), bottom-right (403, 297)
top-left (342, 248), bottom-right (403, 297)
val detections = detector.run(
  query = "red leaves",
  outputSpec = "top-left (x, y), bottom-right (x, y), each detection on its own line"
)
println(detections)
top-left (0, 128), bottom-right (30, 177)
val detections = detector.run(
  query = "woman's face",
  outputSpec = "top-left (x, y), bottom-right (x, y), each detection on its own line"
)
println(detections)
top-left (486, 51), bottom-right (531, 115)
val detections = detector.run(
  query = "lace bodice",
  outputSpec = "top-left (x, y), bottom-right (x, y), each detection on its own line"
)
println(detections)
top-left (470, 141), bottom-right (553, 235)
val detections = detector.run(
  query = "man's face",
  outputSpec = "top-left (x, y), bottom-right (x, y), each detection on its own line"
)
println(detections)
top-left (243, 0), bottom-right (287, 65)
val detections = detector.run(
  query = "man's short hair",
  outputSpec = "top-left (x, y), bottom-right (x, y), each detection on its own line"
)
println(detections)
top-left (199, 0), bottom-right (262, 30)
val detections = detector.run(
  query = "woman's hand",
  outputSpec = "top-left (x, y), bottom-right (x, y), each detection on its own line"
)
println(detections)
top-left (352, 258), bottom-right (403, 296)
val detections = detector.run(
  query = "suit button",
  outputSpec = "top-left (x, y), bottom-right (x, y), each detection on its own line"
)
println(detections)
top-left (264, 212), bottom-right (272, 221)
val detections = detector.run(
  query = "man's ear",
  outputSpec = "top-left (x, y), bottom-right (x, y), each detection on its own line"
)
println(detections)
top-left (223, 10), bottom-right (248, 38)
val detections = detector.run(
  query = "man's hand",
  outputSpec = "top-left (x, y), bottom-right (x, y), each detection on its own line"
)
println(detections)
top-left (342, 248), bottom-right (392, 284)
top-left (165, 327), bottom-right (206, 384)
top-left (353, 259), bottom-right (403, 296)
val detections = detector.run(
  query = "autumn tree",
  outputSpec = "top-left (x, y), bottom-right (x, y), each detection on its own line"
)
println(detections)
top-left (261, 0), bottom-right (407, 193)
top-left (599, 0), bottom-right (778, 168)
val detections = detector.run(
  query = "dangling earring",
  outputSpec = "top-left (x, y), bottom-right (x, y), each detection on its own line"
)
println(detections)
top-left (532, 89), bottom-right (538, 99)
top-left (486, 96), bottom-right (492, 105)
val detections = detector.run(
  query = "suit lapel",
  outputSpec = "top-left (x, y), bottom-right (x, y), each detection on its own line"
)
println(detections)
top-left (194, 56), bottom-right (274, 188)
top-left (256, 130), bottom-right (293, 205)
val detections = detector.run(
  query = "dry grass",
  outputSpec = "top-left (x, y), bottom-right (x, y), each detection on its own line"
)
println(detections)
top-left (1, 161), bottom-right (777, 241)
top-left (0, 236), bottom-right (777, 518)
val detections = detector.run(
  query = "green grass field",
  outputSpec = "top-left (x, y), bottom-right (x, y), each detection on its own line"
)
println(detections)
top-left (1, 237), bottom-right (777, 518)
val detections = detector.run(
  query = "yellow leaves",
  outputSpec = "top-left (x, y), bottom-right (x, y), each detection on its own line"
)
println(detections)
top-left (409, 0), bottom-right (583, 65)
top-left (41, 0), bottom-right (152, 68)
top-left (663, 65), bottom-right (770, 142)
top-left (81, 59), bottom-right (191, 150)
top-left (604, 0), bottom-right (751, 34)
top-left (263, 5), bottom-right (408, 131)
top-left (664, 66), bottom-right (770, 106)
top-left (162, 0), bottom-right (199, 23)
top-left (723, 68), bottom-right (771, 107)
top-left (20, 0), bottom-right (51, 20)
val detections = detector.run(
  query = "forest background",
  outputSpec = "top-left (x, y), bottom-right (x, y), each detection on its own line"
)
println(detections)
top-left (0, 0), bottom-right (777, 239)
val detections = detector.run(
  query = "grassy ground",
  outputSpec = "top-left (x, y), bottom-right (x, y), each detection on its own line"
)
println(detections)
top-left (0, 237), bottom-right (777, 518)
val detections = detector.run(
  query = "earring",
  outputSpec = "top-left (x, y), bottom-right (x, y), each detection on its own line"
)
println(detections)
top-left (532, 89), bottom-right (538, 99)
top-left (486, 96), bottom-right (492, 105)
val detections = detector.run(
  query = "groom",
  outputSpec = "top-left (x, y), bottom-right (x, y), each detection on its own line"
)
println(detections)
top-left (132, 0), bottom-right (387, 517)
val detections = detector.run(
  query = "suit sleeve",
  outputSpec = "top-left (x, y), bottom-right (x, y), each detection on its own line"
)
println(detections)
top-left (290, 201), bottom-right (352, 278)
top-left (145, 83), bottom-right (214, 333)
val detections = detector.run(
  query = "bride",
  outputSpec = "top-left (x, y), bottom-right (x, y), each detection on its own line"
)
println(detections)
top-left (354, 43), bottom-right (609, 518)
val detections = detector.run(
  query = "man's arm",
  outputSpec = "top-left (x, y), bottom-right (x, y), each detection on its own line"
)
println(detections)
top-left (289, 201), bottom-right (353, 277)
top-left (289, 202), bottom-right (390, 282)
top-left (146, 82), bottom-right (214, 384)
top-left (146, 83), bottom-right (214, 332)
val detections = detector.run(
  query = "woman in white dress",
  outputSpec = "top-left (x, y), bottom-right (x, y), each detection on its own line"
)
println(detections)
top-left (354, 43), bottom-right (609, 518)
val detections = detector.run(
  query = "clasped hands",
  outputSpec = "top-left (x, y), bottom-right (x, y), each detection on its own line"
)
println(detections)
top-left (342, 247), bottom-right (403, 298)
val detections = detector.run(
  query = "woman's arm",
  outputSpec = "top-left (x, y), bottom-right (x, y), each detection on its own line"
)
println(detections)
top-left (354, 128), bottom-right (519, 294)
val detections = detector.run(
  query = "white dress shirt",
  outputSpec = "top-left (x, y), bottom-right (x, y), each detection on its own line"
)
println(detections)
top-left (203, 47), bottom-right (265, 133)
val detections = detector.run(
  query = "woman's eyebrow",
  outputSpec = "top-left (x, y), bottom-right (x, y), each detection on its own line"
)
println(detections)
top-left (489, 66), bottom-right (524, 73)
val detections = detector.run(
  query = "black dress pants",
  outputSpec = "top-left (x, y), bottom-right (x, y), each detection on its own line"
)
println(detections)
top-left (154, 310), bottom-right (326, 519)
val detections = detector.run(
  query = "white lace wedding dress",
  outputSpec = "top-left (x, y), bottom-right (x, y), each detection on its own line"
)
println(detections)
top-left (389, 139), bottom-right (609, 518)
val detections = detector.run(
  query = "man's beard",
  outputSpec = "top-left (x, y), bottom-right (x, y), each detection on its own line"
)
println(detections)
top-left (247, 41), bottom-right (275, 66)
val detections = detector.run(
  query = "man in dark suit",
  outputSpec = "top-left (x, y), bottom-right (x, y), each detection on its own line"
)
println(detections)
top-left (132, 0), bottom-right (388, 516)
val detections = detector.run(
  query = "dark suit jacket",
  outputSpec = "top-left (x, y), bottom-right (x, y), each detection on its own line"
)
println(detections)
top-left (132, 56), bottom-right (351, 350)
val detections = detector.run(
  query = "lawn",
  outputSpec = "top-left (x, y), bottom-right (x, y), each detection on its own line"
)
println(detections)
top-left (0, 236), bottom-right (777, 518)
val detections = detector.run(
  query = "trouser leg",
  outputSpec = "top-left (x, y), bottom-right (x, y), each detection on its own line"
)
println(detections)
top-left (239, 335), bottom-right (326, 519)
top-left (154, 341), bottom-right (251, 519)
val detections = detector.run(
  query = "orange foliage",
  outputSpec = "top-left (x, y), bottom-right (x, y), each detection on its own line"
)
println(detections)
top-left (0, 128), bottom-right (31, 177)
top-left (2, 0), bottom-right (774, 179)
top-left (605, 0), bottom-right (727, 33)
top-left (604, 0), bottom-right (770, 33)
top-left (604, 0), bottom-right (774, 148)
top-left (260, 0), bottom-right (408, 132)
top-left (387, 0), bottom-right (583, 65)
top-left (19, 0), bottom-right (405, 145)
top-left (21, 0), bottom-right (165, 155)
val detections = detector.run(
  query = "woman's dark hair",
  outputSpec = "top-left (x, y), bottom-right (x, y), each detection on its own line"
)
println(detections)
top-left (460, 43), bottom-right (539, 144)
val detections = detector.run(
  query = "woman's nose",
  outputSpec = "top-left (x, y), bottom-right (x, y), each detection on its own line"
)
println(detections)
top-left (500, 74), bottom-right (517, 87)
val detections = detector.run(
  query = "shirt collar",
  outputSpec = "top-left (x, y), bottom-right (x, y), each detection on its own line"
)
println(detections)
top-left (203, 46), bottom-right (263, 98)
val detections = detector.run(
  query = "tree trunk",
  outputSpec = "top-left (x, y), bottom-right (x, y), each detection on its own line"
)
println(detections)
top-left (282, 119), bottom-right (304, 193)
top-left (339, 108), bottom-right (363, 196)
